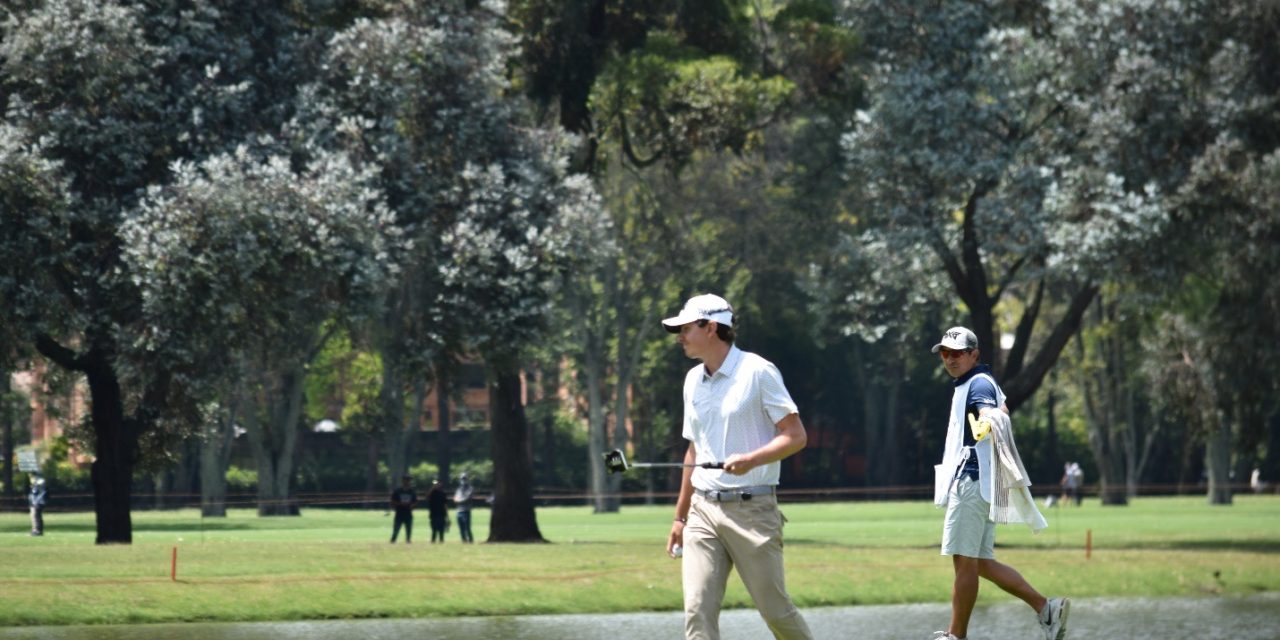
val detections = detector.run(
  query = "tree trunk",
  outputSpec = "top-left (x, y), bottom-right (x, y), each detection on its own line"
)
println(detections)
top-left (2, 374), bottom-right (14, 511)
top-left (381, 355), bottom-right (406, 484)
top-left (1079, 331), bottom-right (1128, 506)
top-left (585, 352), bottom-right (611, 513)
top-left (247, 363), bottom-right (305, 517)
top-left (540, 363), bottom-right (560, 487)
top-left (199, 409), bottom-right (237, 517)
top-left (1205, 419), bottom-right (1233, 505)
top-left (36, 336), bottom-right (138, 543)
top-left (487, 367), bottom-right (545, 542)
top-left (852, 344), bottom-right (902, 488)
top-left (606, 365), bottom-right (630, 510)
top-left (168, 438), bottom-right (198, 509)
top-left (852, 342), bottom-right (879, 486)
top-left (881, 376), bottom-right (902, 487)
top-left (1044, 372), bottom-right (1060, 480)
top-left (1123, 386), bottom-right (1160, 500)
top-left (363, 432), bottom-right (379, 508)
top-left (1262, 409), bottom-right (1280, 487)
top-left (83, 349), bottom-right (135, 543)
top-left (428, 373), bottom-right (447, 487)
top-left (860, 378), bottom-right (882, 486)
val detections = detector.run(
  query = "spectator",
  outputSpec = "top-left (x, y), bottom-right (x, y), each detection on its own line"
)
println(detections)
top-left (389, 475), bottom-right (417, 544)
top-left (28, 474), bottom-right (47, 537)
top-left (427, 479), bottom-right (449, 543)
top-left (1060, 462), bottom-right (1082, 507)
top-left (454, 472), bottom-right (475, 543)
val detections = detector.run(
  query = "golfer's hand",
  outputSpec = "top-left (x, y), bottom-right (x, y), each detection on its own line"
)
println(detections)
top-left (668, 522), bottom-right (684, 557)
top-left (722, 453), bottom-right (755, 475)
top-left (968, 414), bottom-right (992, 442)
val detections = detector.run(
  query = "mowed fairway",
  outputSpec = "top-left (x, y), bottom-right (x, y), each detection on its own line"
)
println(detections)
top-left (1, 496), bottom-right (1278, 627)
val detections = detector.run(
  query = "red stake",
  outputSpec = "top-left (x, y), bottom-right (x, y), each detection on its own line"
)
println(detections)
top-left (171, 546), bottom-right (178, 581)
top-left (1085, 529), bottom-right (1092, 560)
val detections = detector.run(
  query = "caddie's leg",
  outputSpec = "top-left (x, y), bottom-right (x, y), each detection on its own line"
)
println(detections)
top-left (951, 555), bottom-right (980, 637)
top-left (978, 559), bottom-right (1046, 613)
top-left (942, 475), bottom-right (995, 638)
top-left (724, 494), bottom-right (813, 640)
top-left (684, 495), bottom-right (731, 640)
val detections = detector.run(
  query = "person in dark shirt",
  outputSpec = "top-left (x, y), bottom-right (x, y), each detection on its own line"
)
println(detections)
top-left (389, 475), bottom-right (417, 544)
top-left (427, 479), bottom-right (449, 543)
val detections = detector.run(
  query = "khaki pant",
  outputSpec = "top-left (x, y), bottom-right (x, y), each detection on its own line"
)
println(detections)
top-left (683, 493), bottom-right (812, 640)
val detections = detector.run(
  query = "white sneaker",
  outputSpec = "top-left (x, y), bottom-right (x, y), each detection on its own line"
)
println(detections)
top-left (1039, 597), bottom-right (1070, 640)
top-left (929, 632), bottom-right (961, 640)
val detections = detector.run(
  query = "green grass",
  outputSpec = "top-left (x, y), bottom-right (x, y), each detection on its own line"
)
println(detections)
top-left (1, 496), bottom-right (1278, 626)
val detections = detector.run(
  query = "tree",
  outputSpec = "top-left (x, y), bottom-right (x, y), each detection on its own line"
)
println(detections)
top-left (123, 149), bottom-right (401, 516)
top-left (839, 0), bottom-right (1174, 416)
top-left (520, 0), bottom-right (861, 510)
top-left (306, 0), bottom-right (607, 540)
top-left (304, 327), bottom-right (391, 506)
top-left (1034, 0), bottom-right (1280, 504)
top-left (0, 0), bottom-right (319, 541)
top-left (802, 227), bottom-right (952, 486)
top-left (443, 151), bottom-right (605, 542)
top-left (1072, 292), bottom-right (1161, 504)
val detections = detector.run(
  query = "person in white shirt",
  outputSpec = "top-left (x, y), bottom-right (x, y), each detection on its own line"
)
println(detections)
top-left (454, 472), bottom-right (475, 543)
top-left (662, 293), bottom-right (813, 640)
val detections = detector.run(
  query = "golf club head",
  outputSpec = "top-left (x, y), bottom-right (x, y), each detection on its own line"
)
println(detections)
top-left (603, 449), bottom-right (629, 474)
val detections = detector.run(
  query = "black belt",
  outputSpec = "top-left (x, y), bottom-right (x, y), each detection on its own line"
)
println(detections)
top-left (694, 485), bottom-right (775, 502)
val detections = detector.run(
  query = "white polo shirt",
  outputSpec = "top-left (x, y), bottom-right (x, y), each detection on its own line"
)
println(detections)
top-left (682, 345), bottom-right (799, 491)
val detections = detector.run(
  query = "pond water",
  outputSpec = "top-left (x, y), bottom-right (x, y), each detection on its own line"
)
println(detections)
top-left (3, 593), bottom-right (1277, 639)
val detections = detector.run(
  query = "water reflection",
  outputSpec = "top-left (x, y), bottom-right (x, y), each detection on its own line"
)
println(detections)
top-left (2, 594), bottom-right (1278, 640)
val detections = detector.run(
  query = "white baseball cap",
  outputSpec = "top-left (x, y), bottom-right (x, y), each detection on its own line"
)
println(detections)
top-left (931, 326), bottom-right (978, 353)
top-left (662, 294), bottom-right (734, 333)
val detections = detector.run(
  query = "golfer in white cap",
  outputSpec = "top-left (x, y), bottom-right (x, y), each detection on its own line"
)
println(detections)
top-left (663, 293), bottom-right (813, 640)
top-left (929, 326), bottom-right (1068, 640)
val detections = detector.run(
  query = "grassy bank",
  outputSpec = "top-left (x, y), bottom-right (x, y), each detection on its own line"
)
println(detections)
top-left (1, 496), bottom-right (1277, 626)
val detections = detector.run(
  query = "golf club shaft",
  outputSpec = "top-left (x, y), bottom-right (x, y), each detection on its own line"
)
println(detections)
top-left (629, 462), bottom-right (723, 469)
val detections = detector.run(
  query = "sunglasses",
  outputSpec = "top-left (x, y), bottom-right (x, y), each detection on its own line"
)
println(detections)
top-left (939, 348), bottom-right (973, 359)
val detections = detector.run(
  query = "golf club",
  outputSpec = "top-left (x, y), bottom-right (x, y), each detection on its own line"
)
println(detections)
top-left (603, 448), bottom-right (725, 474)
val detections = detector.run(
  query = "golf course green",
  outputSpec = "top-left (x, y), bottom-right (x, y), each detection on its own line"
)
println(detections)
top-left (2, 495), bottom-right (1277, 627)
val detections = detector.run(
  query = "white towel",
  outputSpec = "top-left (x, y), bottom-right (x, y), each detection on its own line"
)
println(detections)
top-left (985, 411), bottom-right (1048, 532)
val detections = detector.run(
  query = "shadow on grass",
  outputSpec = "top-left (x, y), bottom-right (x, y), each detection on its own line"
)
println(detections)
top-left (783, 538), bottom-right (1280, 553)
top-left (2, 521), bottom-right (260, 534)
top-left (1137, 540), bottom-right (1280, 553)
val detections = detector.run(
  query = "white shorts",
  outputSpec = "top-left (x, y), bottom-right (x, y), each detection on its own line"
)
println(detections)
top-left (941, 475), bottom-right (996, 559)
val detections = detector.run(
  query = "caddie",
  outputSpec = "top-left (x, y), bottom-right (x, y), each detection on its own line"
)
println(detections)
top-left (928, 326), bottom-right (1068, 640)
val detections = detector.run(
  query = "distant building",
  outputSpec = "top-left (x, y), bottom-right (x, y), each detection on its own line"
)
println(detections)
top-left (10, 360), bottom-right (91, 465)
